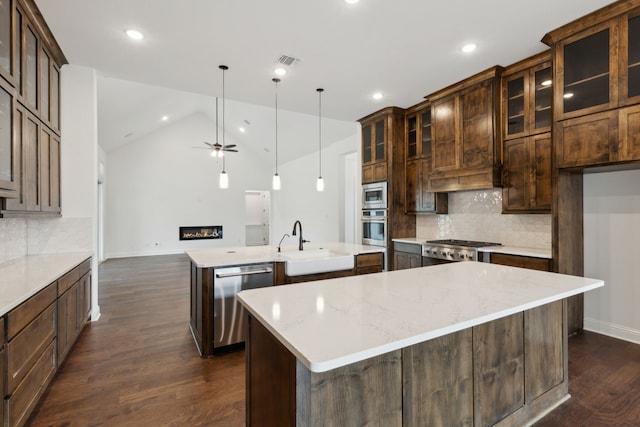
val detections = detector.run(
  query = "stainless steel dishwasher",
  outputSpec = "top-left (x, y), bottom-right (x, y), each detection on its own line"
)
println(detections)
top-left (213, 263), bottom-right (273, 349)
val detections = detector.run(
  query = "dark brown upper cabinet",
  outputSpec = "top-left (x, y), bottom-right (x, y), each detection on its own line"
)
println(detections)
top-left (544, 1), bottom-right (640, 169)
top-left (503, 52), bottom-right (552, 140)
top-left (404, 101), bottom-right (447, 214)
top-left (426, 66), bottom-right (504, 192)
top-left (501, 52), bottom-right (552, 213)
top-left (359, 107), bottom-right (405, 184)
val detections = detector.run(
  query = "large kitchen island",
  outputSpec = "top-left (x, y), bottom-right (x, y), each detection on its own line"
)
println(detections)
top-left (237, 262), bottom-right (603, 427)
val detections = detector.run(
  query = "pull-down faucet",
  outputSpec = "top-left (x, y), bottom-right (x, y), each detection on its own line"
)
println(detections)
top-left (291, 220), bottom-right (308, 250)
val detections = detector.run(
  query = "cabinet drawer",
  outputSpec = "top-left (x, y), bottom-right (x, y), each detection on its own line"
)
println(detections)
top-left (6, 339), bottom-right (57, 427)
top-left (7, 283), bottom-right (56, 340)
top-left (393, 242), bottom-right (422, 255)
top-left (78, 258), bottom-right (91, 277)
top-left (490, 253), bottom-right (551, 272)
top-left (0, 317), bottom-right (5, 346)
top-left (7, 303), bottom-right (56, 393)
top-left (356, 252), bottom-right (384, 268)
top-left (58, 265), bottom-right (80, 295)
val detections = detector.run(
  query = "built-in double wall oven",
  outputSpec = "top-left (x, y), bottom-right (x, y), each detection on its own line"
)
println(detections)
top-left (362, 182), bottom-right (387, 248)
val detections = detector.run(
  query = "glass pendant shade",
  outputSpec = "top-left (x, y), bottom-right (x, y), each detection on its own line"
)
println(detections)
top-left (272, 173), bottom-right (281, 190)
top-left (219, 170), bottom-right (229, 189)
top-left (316, 176), bottom-right (324, 192)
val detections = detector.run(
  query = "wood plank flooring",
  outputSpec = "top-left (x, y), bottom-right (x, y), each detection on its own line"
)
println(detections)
top-left (26, 254), bottom-right (640, 426)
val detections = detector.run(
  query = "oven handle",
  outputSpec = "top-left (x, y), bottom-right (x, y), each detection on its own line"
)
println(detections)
top-left (361, 218), bottom-right (386, 223)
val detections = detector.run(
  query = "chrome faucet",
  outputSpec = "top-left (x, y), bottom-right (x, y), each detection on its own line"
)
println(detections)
top-left (291, 220), bottom-right (308, 250)
top-left (277, 233), bottom-right (290, 252)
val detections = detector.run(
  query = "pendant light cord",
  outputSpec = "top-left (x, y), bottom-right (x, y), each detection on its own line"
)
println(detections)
top-left (222, 66), bottom-right (226, 173)
top-left (317, 88), bottom-right (323, 178)
top-left (274, 78), bottom-right (279, 174)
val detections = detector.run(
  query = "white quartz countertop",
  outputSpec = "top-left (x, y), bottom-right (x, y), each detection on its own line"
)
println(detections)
top-left (0, 252), bottom-right (93, 316)
top-left (479, 245), bottom-right (552, 259)
top-left (237, 262), bottom-right (603, 373)
top-left (186, 242), bottom-right (385, 268)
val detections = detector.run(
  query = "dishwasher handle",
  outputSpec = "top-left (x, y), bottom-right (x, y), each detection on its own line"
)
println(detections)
top-left (215, 268), bottom-right (273, 279)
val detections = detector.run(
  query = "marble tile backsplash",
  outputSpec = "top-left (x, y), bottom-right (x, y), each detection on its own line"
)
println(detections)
top-left (1, 217), bottom-right (92, 265)
top-left (27, 217), bottom-right (93, 254)
top-left (0, 219), bottom-right (28, 263)
top-left (416, 189), bottom-right (552, 249)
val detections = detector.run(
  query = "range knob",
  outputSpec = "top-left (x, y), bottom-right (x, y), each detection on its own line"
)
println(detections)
top-left (458, 252), bottom-right (465, 259)
top-left (466, 253), bottom-right (474, 260)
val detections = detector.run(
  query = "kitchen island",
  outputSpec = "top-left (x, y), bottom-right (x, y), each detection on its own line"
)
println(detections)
top-left (237, 262), bottom-right (603, 427)
top-left (186, 242), bottom-right (385, 356)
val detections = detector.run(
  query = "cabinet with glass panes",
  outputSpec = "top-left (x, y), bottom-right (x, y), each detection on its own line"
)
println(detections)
top-left (543, 1), bottom-right (640, 167)
top-left (503, 51), bottom-right (552, 139)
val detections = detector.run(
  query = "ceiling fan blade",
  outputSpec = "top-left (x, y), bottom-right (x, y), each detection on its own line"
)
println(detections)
top-left (203, 142), bottom-right (214, 148)
top-left (226, 149), bottom-right (239, 152)
top-left (223, 144), bottom-right (237, 149)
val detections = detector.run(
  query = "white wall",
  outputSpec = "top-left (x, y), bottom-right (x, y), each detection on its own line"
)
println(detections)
top-left (584, 169), bottom-right (640, 344)
top-left (271, 132), bottom-right (360, 247)
top-left (417, 189), bottom-right (552, 249)
top-left (104, 112), bottom-right (273, 258)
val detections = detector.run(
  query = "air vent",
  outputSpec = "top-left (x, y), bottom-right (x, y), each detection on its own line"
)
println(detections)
top-left (276, 54), bottom-right (301, 68)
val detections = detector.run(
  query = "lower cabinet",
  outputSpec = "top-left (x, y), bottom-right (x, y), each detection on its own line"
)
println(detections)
top-left (393, 242), bottom-right (422, 270)
top-left (356, 252), bottom-right (384, 275)
top-left (489, 252), bottom-right (552, 271)
top-left (2, 257), bottom-right (91, 427)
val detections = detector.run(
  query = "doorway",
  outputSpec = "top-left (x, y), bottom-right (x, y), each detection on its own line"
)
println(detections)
top-left (245, 191), bottom-right (270, 246)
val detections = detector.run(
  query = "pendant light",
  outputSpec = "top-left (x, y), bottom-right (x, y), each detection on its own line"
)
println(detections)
top-left (316, 88), bottom-right (325, 192)
top-left (219, 65), bottom-right (229, 189)
top-left (272, 78), bottom-right (281, 190)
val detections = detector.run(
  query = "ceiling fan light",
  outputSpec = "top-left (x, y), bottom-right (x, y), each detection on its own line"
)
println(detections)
top-left (219, 171), bottom-right (229, 189)
top-left (273, 173), bottom-right (281, 191)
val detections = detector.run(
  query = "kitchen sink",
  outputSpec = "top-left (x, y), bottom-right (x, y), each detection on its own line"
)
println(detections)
top-left (280, 249), bottom-right (354, 276)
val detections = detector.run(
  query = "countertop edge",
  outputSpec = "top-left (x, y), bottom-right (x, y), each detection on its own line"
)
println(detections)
top-left (0, 252), bottom-right (93, 316)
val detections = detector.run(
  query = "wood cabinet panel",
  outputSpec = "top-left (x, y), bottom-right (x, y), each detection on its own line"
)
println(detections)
top-left (525, 300), bottom-right (564, 402)
top-left (7, 281), bottom-right (56, 339)
top-left (405, 158), bottom-right (448, 214)
top-left (6, 339), bottom-right (57, 427)
top-left (393, 251), bottom-right (421, 270)
top-left (432, 96), bottom-right (458, 171)
top-left (303, 351), bottom-right (402, 427)
top-left (403, 329), bottom-right (473, 427)
top-left (619, 103), bottom-right (640, 161)
top-left (473, 312), bottom-right (525, 427)
top-left (490, 253), bottom-right (552, 271)
top-left (356, 252), bottom-right (383, 275)
top-left (556, 110), bottom-right (618, 168)
top-left (58, 264), bottom-right (80, 295)
top-left (7, 302), bottom-right (56, 393)
top-left (503, 133), bottom-right (551, 213)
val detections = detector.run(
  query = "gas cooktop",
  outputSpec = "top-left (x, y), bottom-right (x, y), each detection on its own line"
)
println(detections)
top-left (425, 239), bottom-right (502, 248)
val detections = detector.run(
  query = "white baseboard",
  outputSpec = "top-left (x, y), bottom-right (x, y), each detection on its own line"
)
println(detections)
top-left (583, 317), bottom-right (640, 345)
top-left (105, 249), bottom-right (185, 259)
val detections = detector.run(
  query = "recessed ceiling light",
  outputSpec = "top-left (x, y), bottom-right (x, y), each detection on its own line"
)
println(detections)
top-left (239, 127), bottom-right (246, 133)
top-left (125, 29), bottom-right (144, 41)
top-left (563, 92), bottom-right (574, 99)
top-left (461, 43), bottom-right (477, 53)
top-left (274, 67), bottom-right (286, 76)
top-left (161, 115), bottom-right (168, 121)
top-left (541, 80), bottom-right (552, 87)
top-left (345, 0), bottom-right (360, 4)
top-left (372, 92), bottom-right (383, 100)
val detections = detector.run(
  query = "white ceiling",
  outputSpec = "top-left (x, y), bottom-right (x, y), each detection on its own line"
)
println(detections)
top-left (35, 0), bottom-right (615, 157)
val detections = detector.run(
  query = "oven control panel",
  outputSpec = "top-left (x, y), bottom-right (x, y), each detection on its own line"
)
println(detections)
top-left (422, 245), bottom-right (477, 261)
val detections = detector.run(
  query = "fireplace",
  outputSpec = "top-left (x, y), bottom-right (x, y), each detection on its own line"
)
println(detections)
top-left (179, 226), bottom-right (223, 241)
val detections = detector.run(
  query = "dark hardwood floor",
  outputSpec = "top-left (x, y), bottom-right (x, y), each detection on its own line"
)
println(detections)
top-left (26, 254), bottom-right (640, 426)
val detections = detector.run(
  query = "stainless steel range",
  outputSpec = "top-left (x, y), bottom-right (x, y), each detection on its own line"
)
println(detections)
top-left (422, 239), bottom-right (501, 265)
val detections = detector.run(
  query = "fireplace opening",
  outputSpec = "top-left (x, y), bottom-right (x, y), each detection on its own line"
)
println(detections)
top-left (179, 226), bottom-right (222, 241)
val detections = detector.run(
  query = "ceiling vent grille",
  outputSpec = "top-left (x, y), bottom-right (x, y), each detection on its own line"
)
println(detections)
top-left (276, 54), bottom-right (301, 68)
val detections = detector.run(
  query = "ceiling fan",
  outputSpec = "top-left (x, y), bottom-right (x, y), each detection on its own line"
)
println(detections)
top-left (194, 141), bottom-right (238, 157)
top-left (192, 96), bottom-right (239, 157)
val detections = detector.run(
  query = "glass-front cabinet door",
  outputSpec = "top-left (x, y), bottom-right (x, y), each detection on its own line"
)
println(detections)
top-left (534, 66), bottom-right (552, 131)
top-left (0, 86), bottom-right (14, 194)
top-left (555, 20), bottom-right (617, 120)
top-left (0, 0), bottom-right (11, 82)
top-left (622, 10), bottom-right (640, 104)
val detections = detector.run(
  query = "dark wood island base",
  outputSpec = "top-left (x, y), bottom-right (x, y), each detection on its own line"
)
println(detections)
top-left (246, 300), bottom-right (568, 427)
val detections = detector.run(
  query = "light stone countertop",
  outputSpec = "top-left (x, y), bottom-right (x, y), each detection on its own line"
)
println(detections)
top-left (237, 262), bottom-right (603, 373)
top-left (0, 252), bottom-right (93, 316)
top-left (186, 242), bottom-right (385, 268)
